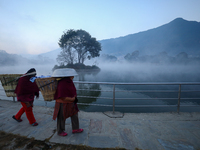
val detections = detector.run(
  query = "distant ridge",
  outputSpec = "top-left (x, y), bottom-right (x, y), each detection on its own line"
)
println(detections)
top-left (0, 50), bottom-right (55, 66)
top-left (99, 18), bottom-right (200, 57)
top-left (2, 18), bottom-right (200, 66)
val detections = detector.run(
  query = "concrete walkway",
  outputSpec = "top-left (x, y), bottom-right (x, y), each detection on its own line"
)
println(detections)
top-left (0, 99), bottom-right (200, 150)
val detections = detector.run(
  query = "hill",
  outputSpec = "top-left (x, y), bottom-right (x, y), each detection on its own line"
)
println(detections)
top-left (35, 18), bottom-right (200, 64)
top-left (0, 50), bottom-right (55, 66)
top-left (1, 18), bottom-right (200, 66)
top-left (0, 50), bottom-right (28, 66)
top-left (100, 18), bottom-right (200, 57)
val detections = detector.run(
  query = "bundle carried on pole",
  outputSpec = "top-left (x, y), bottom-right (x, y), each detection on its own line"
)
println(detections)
top-left (35, 77), bottom-right (58, 101)
top-left (0, 74), bottom-right (23, 97)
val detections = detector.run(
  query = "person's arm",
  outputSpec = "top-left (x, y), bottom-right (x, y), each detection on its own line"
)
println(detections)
top-left (64, 96), bottom-right (75, 102)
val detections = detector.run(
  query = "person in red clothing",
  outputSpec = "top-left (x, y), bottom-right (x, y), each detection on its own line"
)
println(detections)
top-left (12, 68), bottom-right (40, 126)
top-left (52, 68), bottom-right (83, 136)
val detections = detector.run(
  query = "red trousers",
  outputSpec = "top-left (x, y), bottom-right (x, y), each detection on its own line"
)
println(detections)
top-left (15, 102), bottom-right (36, 124)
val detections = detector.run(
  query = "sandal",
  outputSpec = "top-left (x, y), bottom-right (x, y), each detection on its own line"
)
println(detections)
top-left (72, 128), bottom-right (83, 134)
top-left (31, 122), bottom-right (38, 126)
top-left (12, 115), bottom-right (22, 122)
top-left (58, 132), bottom-right (68, 136)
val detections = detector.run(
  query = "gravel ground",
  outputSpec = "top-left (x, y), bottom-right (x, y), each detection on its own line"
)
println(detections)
top-left (0, 131), bottom-right (129, 150)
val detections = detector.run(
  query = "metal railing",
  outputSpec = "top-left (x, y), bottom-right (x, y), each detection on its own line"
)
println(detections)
top-left (1, 82), bottom-right (200, 113)
top-left (73, 81), bottom-right (200, 113)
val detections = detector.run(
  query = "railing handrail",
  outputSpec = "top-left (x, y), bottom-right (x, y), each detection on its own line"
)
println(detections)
top-left (1, 81), bottom-right (200, 113)
top-left (74, 81), bottom-right (200, 114)
top-left (74, 81), bottom-right (200, 85)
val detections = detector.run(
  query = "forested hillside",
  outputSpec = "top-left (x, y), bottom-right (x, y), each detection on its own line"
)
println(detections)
top-left (100, 18), bottom-right (200, 57)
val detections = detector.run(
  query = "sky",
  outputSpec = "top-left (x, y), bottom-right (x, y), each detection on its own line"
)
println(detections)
top-left (0, 0), bottom-right (200, 55)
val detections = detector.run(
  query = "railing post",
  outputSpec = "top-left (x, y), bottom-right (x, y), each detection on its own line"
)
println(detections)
top-left (177, 84), bottom-right (181, 113)
top-left (113, 84), bottom-right (115, 114)
top-left (13, 97), bottom-right (15, 102)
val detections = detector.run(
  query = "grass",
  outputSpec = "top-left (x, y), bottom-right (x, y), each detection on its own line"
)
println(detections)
top-left (0, 131), bottom-right (127, 150)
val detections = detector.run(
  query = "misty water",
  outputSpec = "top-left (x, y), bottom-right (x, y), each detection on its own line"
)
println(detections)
top-left (0, 62), bottom-right (200, 113)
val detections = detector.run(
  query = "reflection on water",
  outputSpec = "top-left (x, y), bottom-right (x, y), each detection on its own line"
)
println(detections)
top-left (72, 64), bottom-right (200, 113)
top-left (76, 83), bottom-right (101, 110)
top-left (1, 64), bottom-right (200, 113)
top-left (75, 71), bottom-right (101, 110)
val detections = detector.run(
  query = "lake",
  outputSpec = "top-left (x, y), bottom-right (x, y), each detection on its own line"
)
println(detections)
top-left (0, 63), bottom-right (200, 113)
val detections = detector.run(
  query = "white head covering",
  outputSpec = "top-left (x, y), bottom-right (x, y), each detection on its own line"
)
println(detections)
top-left (52, 68), bottom-right (78, 77)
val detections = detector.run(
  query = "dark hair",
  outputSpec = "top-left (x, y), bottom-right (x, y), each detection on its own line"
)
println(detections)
top-left (26, 68), bottom-right (36, 76)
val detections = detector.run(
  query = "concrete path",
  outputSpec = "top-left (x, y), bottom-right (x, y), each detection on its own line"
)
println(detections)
top-left (0, 99), bottom-right (200, 150)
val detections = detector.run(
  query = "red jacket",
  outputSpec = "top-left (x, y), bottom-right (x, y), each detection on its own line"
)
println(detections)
top-left (15, 76), bottom-right (39, 102)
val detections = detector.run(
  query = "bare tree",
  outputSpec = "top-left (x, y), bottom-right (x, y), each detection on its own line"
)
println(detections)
top-left (57, 45), bottom-right (76, 65)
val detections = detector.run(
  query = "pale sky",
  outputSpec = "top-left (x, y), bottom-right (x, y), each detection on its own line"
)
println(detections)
top-left (0, 0), bottom-right (200, 55)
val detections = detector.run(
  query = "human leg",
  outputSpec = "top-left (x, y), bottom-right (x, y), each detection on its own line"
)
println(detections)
top-left (57, 103), bottom-right (67, 136)
top-left (70, 113), bottom-right (79, 130)
top-left (20, 102), bottom-right (36, 125)
top-left (13, 106), bottom-right (25, 122)
top-left (71, 113), bottom-right (83, 133)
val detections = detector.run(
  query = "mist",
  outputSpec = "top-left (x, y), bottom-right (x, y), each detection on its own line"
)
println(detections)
top-left (82, 58), bottom-right (200, 83)
top-left (1, 53), bottom-right (200, 83)
top-left (0, 64), bottom-right (54, 76)
top-left (1, 58), bottom-right (200, 113)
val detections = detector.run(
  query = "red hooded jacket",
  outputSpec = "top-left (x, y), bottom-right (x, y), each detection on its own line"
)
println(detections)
top-left (15, 75), bottom-right (39, 102)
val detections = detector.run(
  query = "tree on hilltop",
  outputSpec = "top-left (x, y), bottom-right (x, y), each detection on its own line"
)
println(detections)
top-left (57, 29), bottom-right (101, 65)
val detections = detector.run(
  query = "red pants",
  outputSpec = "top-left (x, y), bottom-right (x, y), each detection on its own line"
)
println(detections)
top-left (15, 102), bottom-right (36, 124)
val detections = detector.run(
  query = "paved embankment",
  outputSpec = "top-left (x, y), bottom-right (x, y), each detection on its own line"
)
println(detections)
top-left (0, 99), bottom-right (200, 150)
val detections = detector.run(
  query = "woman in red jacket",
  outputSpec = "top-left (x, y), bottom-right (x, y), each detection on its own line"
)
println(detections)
top-left (52, 68), bottom-right (83, 136)
top-left (12, 68), bottom-right (40, 126)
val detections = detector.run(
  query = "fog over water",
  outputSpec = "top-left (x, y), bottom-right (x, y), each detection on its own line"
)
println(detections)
top-left (78, 62), bottom-right (200, 112)
top-left (0, 64), bottom-right (54, 76)
top-left (1, 61), bottom-right (200, 113)
top-left (1, 62), bottom-right (200, 82)
top-left (80, 61), bottom-right (200, 82)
